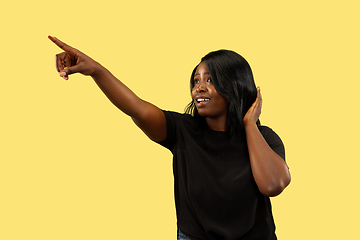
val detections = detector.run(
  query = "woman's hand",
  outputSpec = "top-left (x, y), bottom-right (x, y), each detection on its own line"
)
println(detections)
top-left (243, 87), bottom-right (262, 127)
top-left (48, 36), bottom-right (101, 80)
top-left (48, 36), bottom-right (167, 142)
top-left (243, 87), bottom-right (290, 196)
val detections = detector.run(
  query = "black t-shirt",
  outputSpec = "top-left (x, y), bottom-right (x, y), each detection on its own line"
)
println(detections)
top-left (157, 111), bottom-right (285, 240)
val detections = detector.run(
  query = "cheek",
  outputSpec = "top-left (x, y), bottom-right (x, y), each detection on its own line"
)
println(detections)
top-left (214, 92), bottom-right (229, 109)
top-left (191, 88), bottom-right (196, 99)
top-left (222, 99), bottom-right (230, 109)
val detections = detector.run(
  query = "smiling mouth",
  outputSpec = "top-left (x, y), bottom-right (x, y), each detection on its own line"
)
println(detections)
top-left (196, 98), bottom-right (210, 103)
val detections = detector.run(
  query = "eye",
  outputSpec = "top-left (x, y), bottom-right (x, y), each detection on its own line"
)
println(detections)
top-left (194, 79), bottom-right (200, 85)
top-left (207, 78), bottom-right (212, 83)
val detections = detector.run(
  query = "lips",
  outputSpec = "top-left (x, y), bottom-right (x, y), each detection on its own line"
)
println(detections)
top-left (195, 96), bottom-right (210, 107)
top-left (196, 98), bottom-right (210, 103)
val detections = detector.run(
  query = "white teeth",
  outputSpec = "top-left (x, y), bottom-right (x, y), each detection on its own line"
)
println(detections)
top-left (197, 98), bottom-right (210, 102)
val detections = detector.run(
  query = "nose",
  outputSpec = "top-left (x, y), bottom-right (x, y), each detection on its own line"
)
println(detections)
top-left (196, 80), bottom-right (207, 93)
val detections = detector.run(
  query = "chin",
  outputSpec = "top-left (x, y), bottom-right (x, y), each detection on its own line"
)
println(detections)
top-left (196, 109), bottom-right (210, 118)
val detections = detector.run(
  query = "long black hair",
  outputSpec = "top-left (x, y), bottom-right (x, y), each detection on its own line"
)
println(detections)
top-left (185, 50), bottom-right (259, 134)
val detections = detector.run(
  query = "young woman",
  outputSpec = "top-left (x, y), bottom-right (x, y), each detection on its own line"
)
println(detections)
top-left (49, 36), bottom-right (291, 240)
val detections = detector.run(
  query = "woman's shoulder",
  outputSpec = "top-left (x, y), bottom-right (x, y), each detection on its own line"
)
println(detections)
top-left (258, 125), bottom-right (285, 159)
top-left (258, 125), bottom-right (278, 135)
top-left (257, 125), bottom-right (284, 146)
top-left (162, 110), bottom-right (193, 120)
top-left (162, 110), bottom-right (198, 127)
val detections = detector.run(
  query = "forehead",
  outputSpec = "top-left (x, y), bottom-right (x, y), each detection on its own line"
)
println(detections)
top-left (195, 61), bottom-right (209, 75)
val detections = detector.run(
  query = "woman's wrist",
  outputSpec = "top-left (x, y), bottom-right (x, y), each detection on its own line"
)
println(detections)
top-left (244, 121), bottom-right (258, 132)
top-left (90, 62), bottom-right (108, 79)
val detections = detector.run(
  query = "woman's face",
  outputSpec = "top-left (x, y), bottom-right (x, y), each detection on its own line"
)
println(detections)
top-left (191, 61), bottom-right (229, 121)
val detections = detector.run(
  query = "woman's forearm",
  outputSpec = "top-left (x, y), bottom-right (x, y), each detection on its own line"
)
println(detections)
top-left (90, 64), bottom-right (145, 118)
top-left (245, 123), bottom-right (291, 197)
top-left (49, 36), bottom-right (166, 142)
top-left (90, 64), bottom-right (166, 142)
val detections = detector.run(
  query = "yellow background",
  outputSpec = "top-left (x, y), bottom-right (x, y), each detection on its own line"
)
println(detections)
top-left (1, 0), bottom-right (359, 239)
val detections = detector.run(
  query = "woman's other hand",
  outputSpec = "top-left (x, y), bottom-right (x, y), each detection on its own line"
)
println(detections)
top-left (243, 87), bottom-right (262, 127)
top-left (48, 36), bottom-right (101, 80)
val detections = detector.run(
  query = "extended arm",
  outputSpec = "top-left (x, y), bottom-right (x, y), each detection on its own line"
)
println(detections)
top-left (48, 36), bottom-right (166, 142)
top-left (243, 87), bottom-right (291, 197)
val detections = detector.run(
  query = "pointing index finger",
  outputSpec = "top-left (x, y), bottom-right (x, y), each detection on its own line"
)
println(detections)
top-left (48, 35), bottom-right (74, 52)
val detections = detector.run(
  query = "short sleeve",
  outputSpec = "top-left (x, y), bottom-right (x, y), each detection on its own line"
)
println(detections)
top-left (156, 110), bottom-right (183, 152)
top-left (259, 126), bottom-right (286, 161)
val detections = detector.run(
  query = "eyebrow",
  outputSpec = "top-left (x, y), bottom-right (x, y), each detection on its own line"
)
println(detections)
top-left (194, 72), bottom-right (210, 76)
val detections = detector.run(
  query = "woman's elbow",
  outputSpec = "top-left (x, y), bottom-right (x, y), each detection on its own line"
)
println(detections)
top-left (260, 175), bottom-right (291, 197)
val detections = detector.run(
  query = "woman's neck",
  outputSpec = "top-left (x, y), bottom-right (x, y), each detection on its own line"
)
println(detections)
top-left (205, 116), bottom-right (228, 132)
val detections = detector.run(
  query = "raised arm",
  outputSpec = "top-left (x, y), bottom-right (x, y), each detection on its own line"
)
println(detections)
top-left (48, 36), bottom-right (166, 142)
top-left (243, 87), bottom-right (291, 197)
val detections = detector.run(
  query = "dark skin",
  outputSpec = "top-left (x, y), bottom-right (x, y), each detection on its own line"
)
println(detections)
top-left (49, 36), bottom-right (290, 197)
top-left (243, 88), bottom-right (291, 196)
top-left (192, 61), bottom-right (229, 131)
